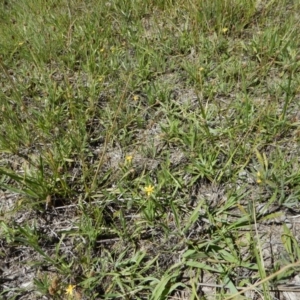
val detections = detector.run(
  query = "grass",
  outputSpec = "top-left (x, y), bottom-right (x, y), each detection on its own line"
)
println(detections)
top-left (1, 0), bottom-right (300, 299)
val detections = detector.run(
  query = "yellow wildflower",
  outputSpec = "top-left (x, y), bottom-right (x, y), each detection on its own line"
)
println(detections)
top-left (144, 185), bottom-right (154, 196)
top-left (256, 171), bottom-right (262, 184)
top-left (65, 284), bottom-right (76, 296)
top-left (133, 95), bottom-right (139, 101)
top-left (222, 27), bottom-right (228, 34)
top-left (125, 155), bottom-right (133, 163)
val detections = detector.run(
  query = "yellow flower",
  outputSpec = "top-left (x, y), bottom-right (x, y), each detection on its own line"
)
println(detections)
top-left (125, 155), bottom-right (133, 163)
top-left (144, 185), bottom-right (154, 196)
top-left (133, 95), bottom-right (139, 101)
top-left (65, 284), bottom-right (76, 296)
top-left (256, 171), bottom-right (262, 184)
top-left (222, 27), bottom-right (228, 34)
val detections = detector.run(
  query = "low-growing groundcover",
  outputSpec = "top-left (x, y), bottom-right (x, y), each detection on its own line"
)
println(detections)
top-left (1, 0), bottom-right (300, 299)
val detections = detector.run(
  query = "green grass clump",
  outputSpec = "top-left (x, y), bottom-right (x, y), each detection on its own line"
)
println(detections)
top-left (1, 0), bottom-right (300, 299)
